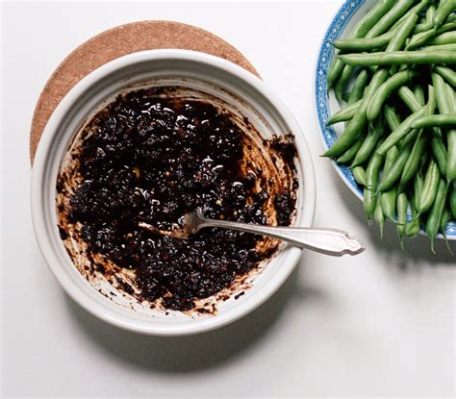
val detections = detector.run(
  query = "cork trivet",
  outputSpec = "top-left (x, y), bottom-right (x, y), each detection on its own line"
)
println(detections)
top-left (30, 20), bottom-right (260, 163)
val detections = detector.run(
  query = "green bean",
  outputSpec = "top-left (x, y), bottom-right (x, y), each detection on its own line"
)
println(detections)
top-left (376, 108), bottom-right (426, 155)
top-left (417, 20), bottom-right (431, 32)
top-left (378, 144), bottom-right (412, 192)
top-left (435, 66), bottom-right (456, 87)
top-left (393, 0), bottom-right (431, 30)
top-left (435, 76), bottom-right (456, 182)
top-left (433, 0), bottom-right (456, 31)
top-left (336, 139), bottom-right (364, 164)
top-left (384, 106), bottom-right (401, 131)
top-left (401, 130), bottom-right (421, 154)
top-left (381, 187), bottom-right (397, 221)
top-left (413, 0), bottom-right (436, 16)
top-left (432, 80), bottom-right (456, 182)
top-left (445, 84), bottom-right (456, 182)
top-left (327, 59), bottom-right (346, 91)
top-left (447, 79), bottom-right (456, 107)
top-left (335, 64), bottom-right (353, 102)
top-left (439, 211), bottom-right (453, 254)
top-left (440, 209), bottom-right (451, 235)
top-left (406, 207), bottom-right (421, 238)
top-left (397, 193), bottom-right (408, 245)
top-left (437, 20), bottom-right (456, 31)
top-left (424, 43), bottom-right (456, 52)
top-left (333, 31), bottom-right (394, 52)
top-left (437, 20), bottom-right (456, 30)
top-left (348, 70), bottom-right (369, 104)
top-left (431, 134), bottom-right (448, 176)
top-left (427, 83), bottom-right (437, 114)
top-left (361, 69), bottom-right (391, 104)
top-left (324, 69), bottom-right (389, 158)
top-left (406, 22), bottom-right (456, 49)
top-left (327, 100), bottom-right (362, 125)
top-left (364, 152), bottom-right (383, 218)
top-left (339, 51), bottom-right (456, 66)
top-left (406, 30), bottom-right (434, 50)
top-left (413, 173), bottom-right (424, 211)
top-left (386, 11), bottom-right (419, 52)
top-left (353, 166), bottom-right (367, 186)
top-left (387, 11), bottom-right (421, 75)
top-left (398, 86), bottom-right (422, 112)
top-left (406, 219), bottom-right (421, 238)
top-left (426, 179), bottom-right (448, 253)
top-left (327, 0), bottom-right (396, 88)
top-left (400, 132), bottom-right (427, 189)
top-left (414, 14), bottom-right (456, 32)
top-left (367, 71), bottom-right (416, 121)
top-left (450, 184), bottom-right (456, 219)
top-left (364, 186), bottom-right (380, 221)
top-left (414, 85), bottom-right (426, 106)
top-left (405, 85), bottom-right (436, 146)
top-left (352, 120), bottom-right (383, 166)
top-left (365, 0), bottom-right (415, 38)
top-left (418, 159), bottom-right (440, 214)
top-left (384, 145), bottom-right (400, 172)
top-left (426, 4), bottom-right (436, 24)
top-left (377, 85), bottom-right (435, 155)
top-left (353, 0), bottom-right (398, 38)
top-left (323, 110), bottom-right (366, 158)
top-left (374, 198), bottom-right (386, 238)
top-left (428, 31), bottom-right (456, 46)
top-left (411, 114), bottom-right (456, 129)
top-left (432, 72), bottom-right (452, 113)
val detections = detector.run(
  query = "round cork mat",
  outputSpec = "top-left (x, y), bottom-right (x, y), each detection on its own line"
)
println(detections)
top-left (30, 20), bottom-right (260, 163)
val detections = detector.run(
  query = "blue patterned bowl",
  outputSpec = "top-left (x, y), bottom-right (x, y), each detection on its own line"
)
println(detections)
top-left (315, 0), bottom-right (456, 240)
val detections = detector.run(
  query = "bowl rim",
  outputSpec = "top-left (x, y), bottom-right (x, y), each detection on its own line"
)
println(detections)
top-left (31, 49), bottom-right (317, 335)
top-left (314, 0), bottom-right (456, 239)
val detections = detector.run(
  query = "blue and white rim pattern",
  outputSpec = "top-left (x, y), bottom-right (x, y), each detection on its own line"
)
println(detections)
top-left (315, 0), bottom-right (456, 238)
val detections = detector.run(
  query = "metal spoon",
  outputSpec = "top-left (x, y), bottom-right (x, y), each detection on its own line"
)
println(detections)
top-left (138, 208), bottom-right (365, 257)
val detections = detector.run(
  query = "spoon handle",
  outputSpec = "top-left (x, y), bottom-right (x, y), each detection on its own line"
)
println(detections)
top-left (199, 216), bottom-right (365, 256)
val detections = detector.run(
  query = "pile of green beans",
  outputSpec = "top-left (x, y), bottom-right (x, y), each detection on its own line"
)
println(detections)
top-left (325, 0), bottom-right (456, 251)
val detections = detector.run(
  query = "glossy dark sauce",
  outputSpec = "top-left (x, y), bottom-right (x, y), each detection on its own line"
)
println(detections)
top-left (57, 86), bottom-right (298, 312)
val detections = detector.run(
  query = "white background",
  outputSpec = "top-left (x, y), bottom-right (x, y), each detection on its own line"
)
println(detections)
top-left (1, 1), bottom-right (455, 398)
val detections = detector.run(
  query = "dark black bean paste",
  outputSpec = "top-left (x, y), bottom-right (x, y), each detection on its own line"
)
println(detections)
top-left (59, 86), bottom-right (297, 311)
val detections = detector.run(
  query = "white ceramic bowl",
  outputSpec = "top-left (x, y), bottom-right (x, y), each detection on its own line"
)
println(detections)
top-left (31, 50), bottom-right (316, 336)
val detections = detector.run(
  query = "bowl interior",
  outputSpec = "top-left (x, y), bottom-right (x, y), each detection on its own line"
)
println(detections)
top-left (32, 50), bottom-right (316, 335)
top-left (315, 0), bottom-right (456, 239)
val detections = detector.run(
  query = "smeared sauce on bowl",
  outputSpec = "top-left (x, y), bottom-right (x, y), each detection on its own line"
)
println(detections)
top-left (57, 85), bottom-right (298, 313)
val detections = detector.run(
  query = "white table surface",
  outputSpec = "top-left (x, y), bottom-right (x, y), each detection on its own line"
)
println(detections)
top-left (1, 1), bottom-right (455, 397)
